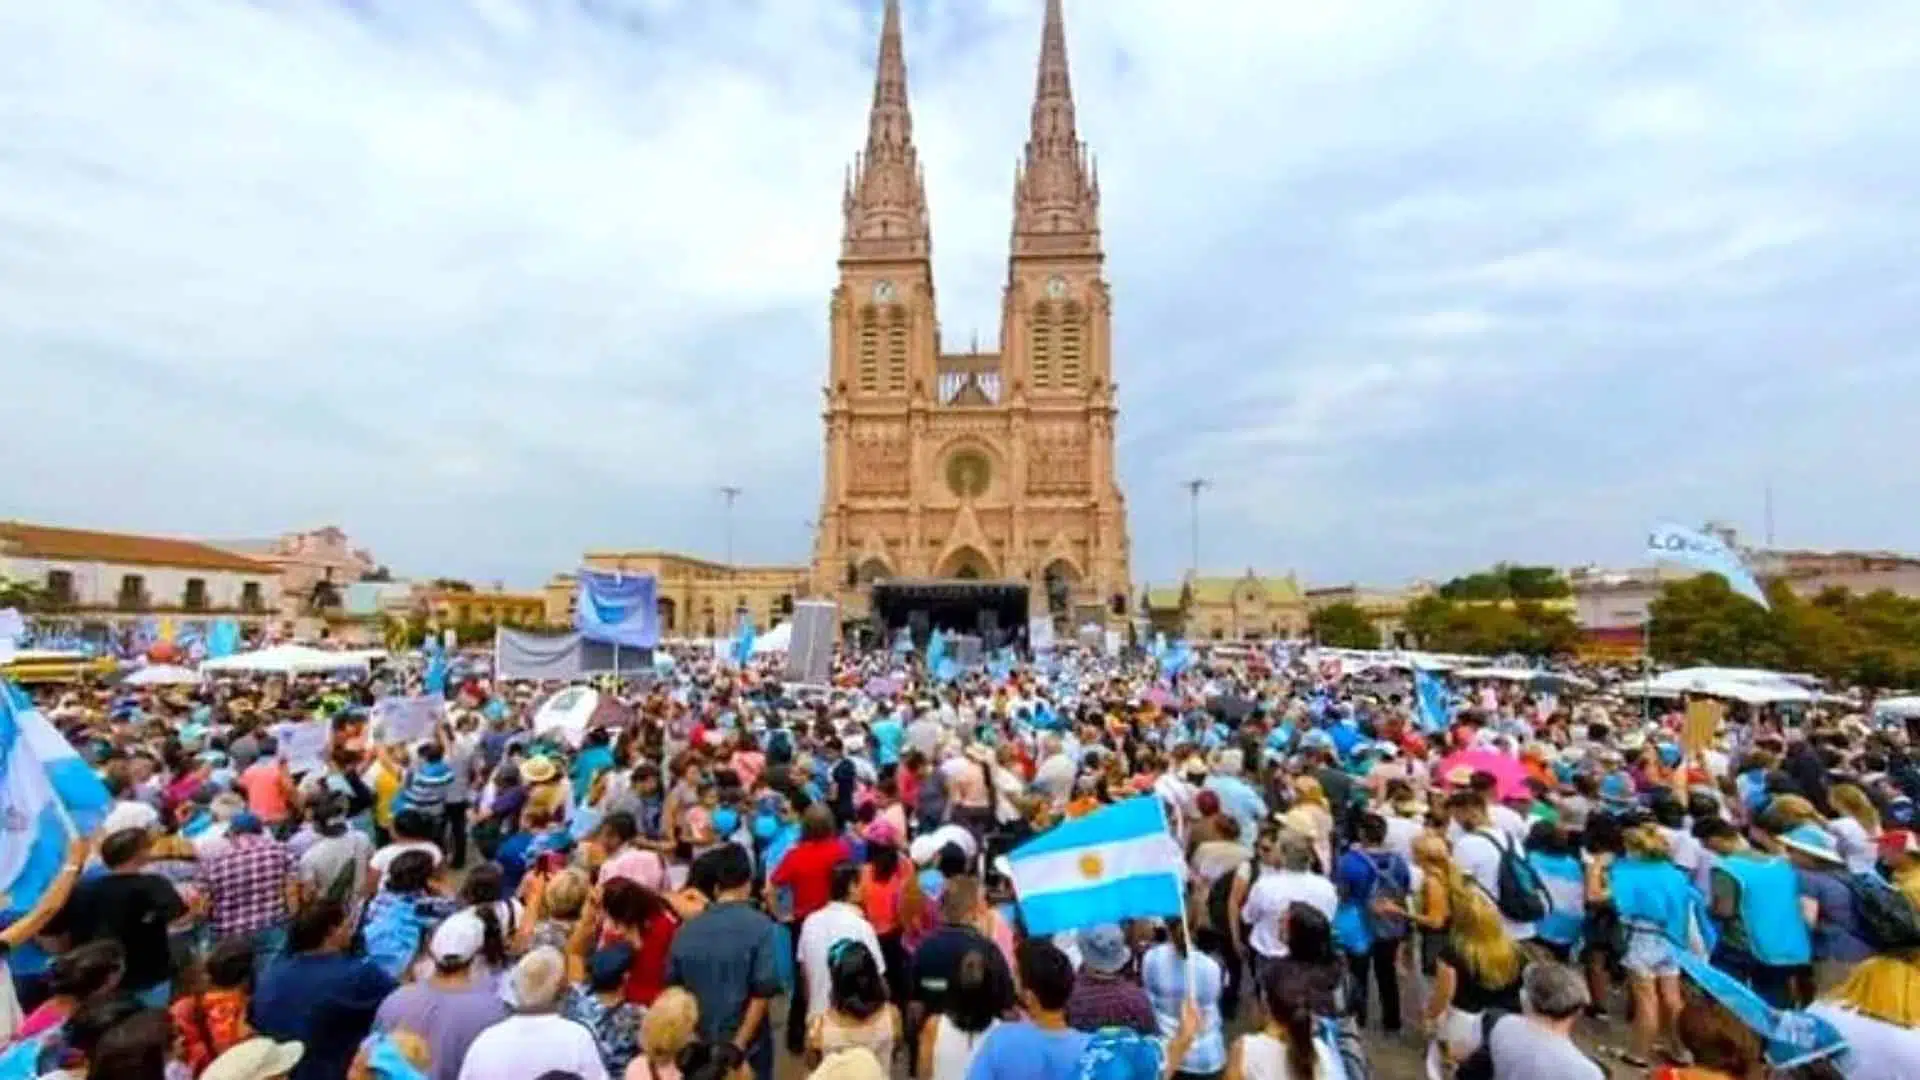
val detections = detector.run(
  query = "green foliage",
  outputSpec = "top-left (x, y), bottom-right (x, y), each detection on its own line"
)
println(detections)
top-left (0, 575), bottom-right (47, 612)
top-left (1436, 563), bottom-right (1571, 602)
top-left (1309, 602), bottom-right (1380, 649)
top-left (1651, 577), bottom-right (1920, 687)
top-left (1406, 593), bottom-right (1580, 657)
top-left (429, 578), bottom-right (474, 592)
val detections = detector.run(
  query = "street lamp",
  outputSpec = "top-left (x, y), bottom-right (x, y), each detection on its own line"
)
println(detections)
top-left (1182, 478), bottom-right (1209, 579)
top-left (719, 486), bottom-right (743, 566)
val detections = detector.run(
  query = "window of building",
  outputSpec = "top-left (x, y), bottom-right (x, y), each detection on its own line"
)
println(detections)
top-left (857, 311), bottom-right (880, 394)
top-left (44, 569), bottom-right (73, 607)
top-left (1058, 303), bottom-right (1083, 389)
top-left (183, 578), bottom-right (208, 611)
top-left (885, 311), bottom-right (908, 395)
top-left (240, 582), bottom-right (263, 612)
top-left (1029, 303), bottom-right (1053, 389)
top-left (117, 574), bottom-right (146, 611)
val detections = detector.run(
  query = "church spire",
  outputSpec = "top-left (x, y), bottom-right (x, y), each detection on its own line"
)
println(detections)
top-left (1011, 0), bottom-right (1100, 257)
top-left (842, 0), bottom-right (930, 261)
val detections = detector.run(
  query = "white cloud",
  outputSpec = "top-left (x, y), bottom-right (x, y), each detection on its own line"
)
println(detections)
top-left (2, 0), bottom-right (1917, 588)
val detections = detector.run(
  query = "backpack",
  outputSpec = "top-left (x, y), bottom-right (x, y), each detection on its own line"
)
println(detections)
top-left (1469, 830), bottom-right (1551, 924)
top-left (1845, 871), bottom-right (1920, 951)
top-left (1207, 859), bottom-right (1261, 938)
top-left (1365, 851), bottom-right (1412, 940)
top-left (1452, 1010), bottom-right (1508, 1080)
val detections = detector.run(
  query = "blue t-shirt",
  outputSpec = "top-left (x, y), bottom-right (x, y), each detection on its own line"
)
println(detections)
top-left (252, 953), bottom-right (398, 1080)
top-left (871, 718), bottom-right (904, 767)
top-left (965, 1021), bottom-right (1092, 1080)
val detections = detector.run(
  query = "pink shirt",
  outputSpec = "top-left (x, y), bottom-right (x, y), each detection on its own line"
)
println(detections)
top-left (239, 762), bottom-right (290, 823)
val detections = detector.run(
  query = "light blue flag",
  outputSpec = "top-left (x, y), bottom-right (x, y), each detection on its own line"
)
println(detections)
top-left (731, 614), bottom-right (757, 667)
top-left (1647, 522), bottom-right (1771, 608)
top-left (1007, 796), bottom-right (1187, 935)
top-left (207, 617), bottom-right (241, 659)
top-left (363, 1033), bottom-right (430, 1080)
top-left (573, 569), bottom-right (661, 648)
top-left (989, 649), bottom-right (1015, 685)
top-left (423, 639), bottom-right (449, 696)
top-left (927, 628), bottom-right (948, 673)
top-left (1414, 666), bottom-right (1452, 733)
top-left (0, 1032), bottom-right (51, 1080)
top-left (0, 680), bottom-right (111, 919)
top-left (1673, 951), bottom-right (1846, 1069)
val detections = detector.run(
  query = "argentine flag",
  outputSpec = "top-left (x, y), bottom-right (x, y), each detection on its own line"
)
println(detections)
top-left (0, 682), bottom-right (110, 919)
top-left (1007, 795), bottom-right (1186, 935)
top-left (1414, 666), bottom-right (1452, 734)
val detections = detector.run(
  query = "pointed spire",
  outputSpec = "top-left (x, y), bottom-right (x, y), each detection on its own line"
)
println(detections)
top-left (1012, 0), bottom-right (1100, 257)
top-left (843, 0), bottom-right (930, 261)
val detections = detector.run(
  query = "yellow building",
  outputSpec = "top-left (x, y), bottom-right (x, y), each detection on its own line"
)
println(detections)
top-left (1143, 571), bottom-right (1310, 641)
top-left (421, 587), bottom-right (550, 628)
top-left (1305, 583), bottom-right (1433, 649)
top-left (550, 551), bottom-right (810, 639)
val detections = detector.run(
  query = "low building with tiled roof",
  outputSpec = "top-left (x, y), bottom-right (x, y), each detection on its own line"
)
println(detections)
top-left (0, 520), bottom-right (280, 621)
top-left (1141, 569), bottom-right (1310, 641)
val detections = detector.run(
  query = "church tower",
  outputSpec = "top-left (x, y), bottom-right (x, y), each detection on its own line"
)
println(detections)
top-left (814, 0), bottom-right (1130, 637)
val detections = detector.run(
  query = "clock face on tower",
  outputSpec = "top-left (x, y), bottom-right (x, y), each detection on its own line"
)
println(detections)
top-left (871, 279), bottom-right (897, 303)
top-left (1045, 275), bottom-right (1067, 299)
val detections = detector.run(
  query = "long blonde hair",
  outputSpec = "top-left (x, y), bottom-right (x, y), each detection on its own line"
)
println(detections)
top-left (1831, 784), bottom-right (1882, 834)
top-left (1624, 823), bottom-right (1673, 862)
top-left (1446, 885), bottom-right (1522, 987)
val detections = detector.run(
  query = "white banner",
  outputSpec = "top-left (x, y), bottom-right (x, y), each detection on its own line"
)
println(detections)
top-left (1029, 616), bottom-right (1055, 652)
top-left (278, 720), bottom-right (329, 772)
top-left (784, 600), bottom-right (838, 686)
top-left (371, 694), bottom-right (445, 745)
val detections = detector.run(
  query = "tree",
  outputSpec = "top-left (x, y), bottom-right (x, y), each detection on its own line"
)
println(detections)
top-left (360, 565), bottom-right (394, 583)
top-left (429, 578), bottom-right (474, 593)
top-left (0, 575), bottom-right (46, 612)
top-left (1309, 602), bottom-right (1379, 649)
top-left (1648, 578), bottom-right (1920, 687)
top-left (1406, 594), bottom-right (1579, 657)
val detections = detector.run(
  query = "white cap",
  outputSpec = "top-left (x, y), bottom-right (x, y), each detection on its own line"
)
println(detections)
top-left (429, 911), bottom-right (486, 965)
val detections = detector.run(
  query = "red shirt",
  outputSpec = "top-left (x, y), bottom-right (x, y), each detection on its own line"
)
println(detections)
top-left (604, 909), bottom-right (678, 1006)
top-left (771, 837), bottom-right (851, 921)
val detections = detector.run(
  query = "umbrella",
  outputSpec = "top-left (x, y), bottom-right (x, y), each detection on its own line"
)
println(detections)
top-left (1434, 749), bottom-right (1531, 800)
top-left (123, 664), bottom-right (204, 686)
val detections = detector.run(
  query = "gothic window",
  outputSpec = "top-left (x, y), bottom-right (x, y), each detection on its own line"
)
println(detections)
top-left (1059, 302), bottom-right (1084, 390)
top-left (885, 310), bottom-right (908, 394)
top-left (857, 309), bottom-right (880, 394)
top-left (1029, 302), bottom-right (1054, 390)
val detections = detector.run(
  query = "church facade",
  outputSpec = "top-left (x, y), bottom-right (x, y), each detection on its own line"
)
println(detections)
top-left (811, 0), bottom-right (1131, 630)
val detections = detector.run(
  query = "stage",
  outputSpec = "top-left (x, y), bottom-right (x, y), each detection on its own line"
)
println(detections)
top-left (870, 578), bottom-right (1030, 651)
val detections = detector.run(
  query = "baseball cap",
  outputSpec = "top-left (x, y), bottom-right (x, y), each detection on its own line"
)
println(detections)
top-left (428, 911), bottom-right (487, 966)
top-left (201, 1038), bottom-right (305, 1080)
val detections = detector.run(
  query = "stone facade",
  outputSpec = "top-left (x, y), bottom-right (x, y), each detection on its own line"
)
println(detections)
top-left (1144, 572), bottom-right (1311, 641)
top-left (811, 0), bottom-right (1130, 628)
top-left (552, 552), bottom-right (809, 639)
top-left (217, 526), bottom-right (376, 621)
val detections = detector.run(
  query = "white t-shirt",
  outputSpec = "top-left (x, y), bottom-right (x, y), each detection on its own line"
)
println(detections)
top-left (456, 1013), bottom-right (607, 1080)
top-left (1239, 869), bottom-right (1338, 959)
top-left (797, 901), bottom-right (885, 1020)
top-left (1490, 804), bottom-right (1532, 846)
top-left (1828, 817), bottom-right (1880, 874)
top-left (1453, 830), bottom-right (1537, 941)
top-left (1383, 815), bottom-right (1423, 865)
top-left (1807, 1004), bottom-right (1920, 1080)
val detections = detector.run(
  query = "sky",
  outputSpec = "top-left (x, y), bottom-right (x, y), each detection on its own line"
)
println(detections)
top-left (2, 0), bottom-right (1918, 591)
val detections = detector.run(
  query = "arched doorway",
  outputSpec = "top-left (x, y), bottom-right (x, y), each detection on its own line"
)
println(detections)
top-left (656, 596), bottom-right (676, 633)
top-left (854, 557), bottom-right (892, 585)
top-left (936, 547), bottom-right (994, 580)
top-left (1042, 560), bottom-right (1078, 618)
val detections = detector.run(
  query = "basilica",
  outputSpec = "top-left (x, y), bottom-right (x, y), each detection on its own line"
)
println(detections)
top-left (811, 0), bottom-right (1131, 643)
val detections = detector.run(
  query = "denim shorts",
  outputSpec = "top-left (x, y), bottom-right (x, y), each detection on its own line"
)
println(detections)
top-left (1623, 931), bottom-right (1677, 978)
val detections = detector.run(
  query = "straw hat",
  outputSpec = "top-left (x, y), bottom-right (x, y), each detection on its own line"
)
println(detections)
top-left (201, 1038), bottom-right (305, 1080)
top-left (520, 756), bottom-right (559, 784)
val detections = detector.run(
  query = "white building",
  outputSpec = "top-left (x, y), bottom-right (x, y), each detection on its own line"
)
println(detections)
top-left (0, 521), bottom-right (280, 621)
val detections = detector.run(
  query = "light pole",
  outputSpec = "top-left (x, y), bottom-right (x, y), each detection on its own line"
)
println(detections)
top-left (719, 486), bottom-right (743, 566)
top-left (1182, 478), bottom-right (1209, 579)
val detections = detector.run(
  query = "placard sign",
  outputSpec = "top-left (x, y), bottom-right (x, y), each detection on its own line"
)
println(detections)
top-left (279, 720), bottom-right (330, 772)
top-left (372, 694), bottom-right (446, 745)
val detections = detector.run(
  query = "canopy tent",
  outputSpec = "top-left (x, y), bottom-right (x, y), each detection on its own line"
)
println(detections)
top-left (1454, 667), bottom-right (1596, 693)
top-left (1620, 667), bottom-right (1814, 705)
top-left (122, 664), bottom-right (204, 686)
top-left (201, 644), bottom-right (372, 675)
top-left (1874, 696), bottom-right (1920, 722)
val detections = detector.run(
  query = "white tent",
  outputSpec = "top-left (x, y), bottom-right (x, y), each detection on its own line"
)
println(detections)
top-left (201, 644), bottom-right (372, 675)
top-left (1874, 696), bottom-right (1920, 722)
top-left (1622, 667), bottom-right (1814, 705)
top-left (123, 664), bottom-right (203, 686)
top-left (751, 621), bottom-right (792, 655)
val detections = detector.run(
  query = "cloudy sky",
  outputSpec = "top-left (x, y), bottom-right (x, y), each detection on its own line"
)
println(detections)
top-left (3, 0), bottom-right (1916, 590)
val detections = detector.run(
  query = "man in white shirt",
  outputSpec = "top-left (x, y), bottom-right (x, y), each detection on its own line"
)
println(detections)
top-left (1238, 832), bottom-right (1338, 970)
top-left (458, 946), bottom-right (607, 1080)
top-left (1447, 790), bottom-right (1537, 941)
top-left (1032, 735), bottom-right (1078, 808)
top-left (796, 863), bottom-right (885, 1020)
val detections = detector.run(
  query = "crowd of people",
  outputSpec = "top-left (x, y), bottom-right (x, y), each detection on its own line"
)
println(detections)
top-left (3, 642), bottom-right (1919, 1080)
